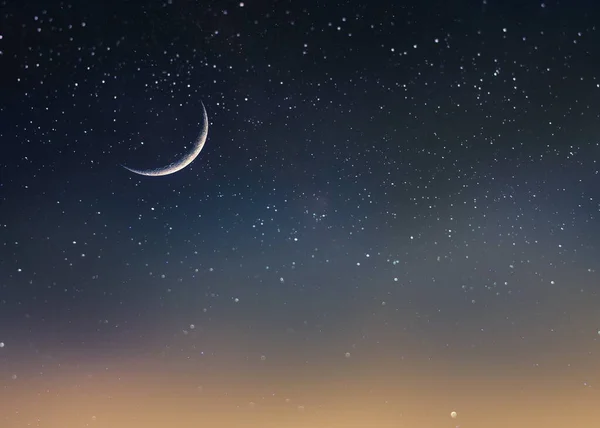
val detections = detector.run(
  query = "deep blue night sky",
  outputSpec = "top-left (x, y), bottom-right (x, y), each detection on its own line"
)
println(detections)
top-left (1, 1), bottom-right (600, 427)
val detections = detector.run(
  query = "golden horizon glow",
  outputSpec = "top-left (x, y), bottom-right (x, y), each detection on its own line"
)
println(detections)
top-left (2, 353), bottom-right (598, 428)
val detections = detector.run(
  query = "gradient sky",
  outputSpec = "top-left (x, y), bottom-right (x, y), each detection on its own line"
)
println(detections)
top-left (1, 0), bottom-right (600, 427)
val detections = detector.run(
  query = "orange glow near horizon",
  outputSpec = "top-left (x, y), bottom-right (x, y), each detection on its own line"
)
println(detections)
top-left (2, 355), bottom-right (598, 428)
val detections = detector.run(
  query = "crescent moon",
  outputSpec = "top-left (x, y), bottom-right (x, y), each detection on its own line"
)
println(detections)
top-left (122, 102), bottom-right (209, 177)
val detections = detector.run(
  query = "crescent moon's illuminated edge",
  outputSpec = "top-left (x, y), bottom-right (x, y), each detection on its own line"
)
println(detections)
top-left (122, 102), bottom-right (208, 177)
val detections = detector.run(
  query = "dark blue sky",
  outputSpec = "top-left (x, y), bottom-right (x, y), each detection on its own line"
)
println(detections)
top-left (1, 1), bottom-right (600, 426)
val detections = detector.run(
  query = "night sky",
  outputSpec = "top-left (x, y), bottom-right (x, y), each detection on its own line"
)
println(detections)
top-left (2, 0), bottom-right (600, 426)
